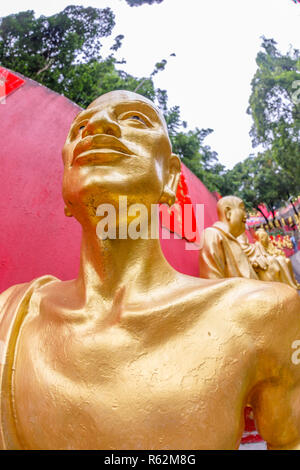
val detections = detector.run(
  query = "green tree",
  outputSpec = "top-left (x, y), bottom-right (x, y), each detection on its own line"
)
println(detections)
top-left (123, 0), bottom-right (164, 6)
top-left (221, 152), bottom-right (294, 224)
top-left (171, 127), bottom-right (227, 192)
top-left (58, 58), bottom-right (157, 107)
top-left (248, 37), bottom-right (300, 191)
top-left (0, 6), bottom-right (115, 94)
top-left (0, 7), bottom-right (160, 107)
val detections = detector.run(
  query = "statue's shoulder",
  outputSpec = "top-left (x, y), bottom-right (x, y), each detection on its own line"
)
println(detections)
top-left (175, 276), bottom-right (297, 341)
top-left (190, 276), bottom-right (298, 316)
top-left (0, 275), bottom-right (58, 449)
top-left (222, 277), bottom-right (300, 336)
top-left (200, 224), bottom-right (225, 245)
top-left (203, 225), bottom-right (220, 235)
top-left (0, 275), bottom-right (58, 314)
top-left (0, 275), bottom-right (58, 339)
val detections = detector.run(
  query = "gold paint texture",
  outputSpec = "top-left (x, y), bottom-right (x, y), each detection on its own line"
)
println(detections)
top-left (0, 93), bottom-right (300, 450)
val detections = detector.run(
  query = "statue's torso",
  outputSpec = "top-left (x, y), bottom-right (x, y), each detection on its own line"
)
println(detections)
top-left (200, 224), bottom-right (258, 280)
top-left (6, 277), bottom-right (261, 449)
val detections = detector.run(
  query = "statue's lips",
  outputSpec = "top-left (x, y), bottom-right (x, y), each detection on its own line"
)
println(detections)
top-left (75, 149), bottom-right (133, 165)
top-left (73, 135), bottom-right (133, 164)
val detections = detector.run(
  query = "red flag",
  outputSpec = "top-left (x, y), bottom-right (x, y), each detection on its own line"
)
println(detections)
top-left (0, 67), bottom-right (25, 101)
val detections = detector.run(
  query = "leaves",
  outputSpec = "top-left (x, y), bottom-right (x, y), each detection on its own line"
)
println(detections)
top-left (220, 36), bottom-right (300, 214)
top-left (123, 0), bottom-right (164, 6)
top-left (110, 34), bottom-right (124, 52)
top-left (0, 7), bottom-right (115, 94)
top-left (219, 150), bottom-right (296, 216)
top-left (248, 36), bottom-right (300, 158)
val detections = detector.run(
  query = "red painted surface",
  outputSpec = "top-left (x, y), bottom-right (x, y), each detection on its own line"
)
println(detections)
top-left (0, 69), bottom-right (82, 292)
top-left (0, 67), bottom-right (25, 99)
top-left (160, 164), bottom-right (219, 277)
top-left (0, 68), bottom-right (260, 444)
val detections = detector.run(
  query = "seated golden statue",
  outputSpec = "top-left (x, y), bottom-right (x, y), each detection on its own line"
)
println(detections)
top-left (198, 196), bottom-right (259, 279)
top-left (1, 91), bottom-right (300, 450)
top-left (237, 232), bottom-right (269, 274)
top-left (253, 228), bottom-right (300, 290)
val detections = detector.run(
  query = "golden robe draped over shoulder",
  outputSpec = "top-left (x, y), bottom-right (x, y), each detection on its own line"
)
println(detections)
top-left (0, 276), bottom-right (57, 450)
top-left (198, 222), bottom-right (258, 280)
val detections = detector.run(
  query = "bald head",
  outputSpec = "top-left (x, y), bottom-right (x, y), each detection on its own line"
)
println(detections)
top-left (88, 90), bottom-right (155, 109)
top-left (217, 196), bottom-right (247, 238)
top-left (87, 90), bottom-right (169, 135)
top-left (217, 196), bottom-right (244, 220)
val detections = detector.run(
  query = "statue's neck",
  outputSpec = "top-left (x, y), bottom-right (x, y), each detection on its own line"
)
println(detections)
top-left (76, 227), bottom-right (174, 304)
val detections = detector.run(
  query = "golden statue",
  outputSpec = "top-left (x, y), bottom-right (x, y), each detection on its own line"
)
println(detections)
top-left (198, 196), bottom-right (259, 279)
top-left (253, 228), bottom-right (300, 289)
top-left (1, 91), bottom-right (300, 450)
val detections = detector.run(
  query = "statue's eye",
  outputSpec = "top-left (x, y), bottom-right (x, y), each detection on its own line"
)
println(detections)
top-left (131, 115), bottom-right (143, 121)
top-left (69, 120), bottom-right (88, 140)
top-left (129, 115), bottom-right (147, 125)
top-left (118, 111), bottom-right (152, 128)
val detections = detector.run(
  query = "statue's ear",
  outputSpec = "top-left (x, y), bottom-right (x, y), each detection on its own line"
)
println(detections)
top-left (224, 206), bottom-right (232, 221)
top-left (159, 153), bottom-right (181, 206)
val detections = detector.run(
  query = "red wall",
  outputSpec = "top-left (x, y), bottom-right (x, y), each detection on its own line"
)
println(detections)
top-left (0, 70), bottom-right (218, 292)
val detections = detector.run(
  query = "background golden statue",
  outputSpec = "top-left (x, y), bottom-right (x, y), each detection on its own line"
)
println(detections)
top-left (198, 195), bottom-right (299, 291)
top-left (253, 228), bottom-right (300, 289)
top-left (1, 92), bottom-right (300, 450)
top-left (198, 196), bottom-right (259, 279)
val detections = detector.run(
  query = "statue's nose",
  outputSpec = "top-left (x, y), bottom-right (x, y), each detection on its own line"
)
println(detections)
top-left (82, 110), bottom-right (121, 138)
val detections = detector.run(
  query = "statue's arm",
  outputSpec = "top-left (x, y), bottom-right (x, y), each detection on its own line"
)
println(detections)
top-left (251, 381), bottom-right (300, 450)
top-left (248, 285), bottom-right (300, 449)
top-left (238, 237), bottom-right (268, 271)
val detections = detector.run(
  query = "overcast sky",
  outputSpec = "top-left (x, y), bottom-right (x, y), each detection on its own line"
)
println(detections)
top-left (1, 0), bottom-right (299, 168)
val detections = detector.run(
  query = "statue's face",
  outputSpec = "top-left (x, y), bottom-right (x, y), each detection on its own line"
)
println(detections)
top-left (257, 230), bottom-right (268, 246)
top-left (62, 90), bottom-right (173, 224)
top-left (227, 200), bottom-right (247, 238)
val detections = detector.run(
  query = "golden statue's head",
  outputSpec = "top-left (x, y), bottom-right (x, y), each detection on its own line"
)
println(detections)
top-left (62, 90), bottom-right (181, 225)
top-left (255, 228), bottom-right (269, 247)
top-left (217, 196), bottom-right (247, 238)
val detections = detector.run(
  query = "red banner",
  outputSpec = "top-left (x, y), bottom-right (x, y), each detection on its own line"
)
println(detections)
top-left (160, 170), bottom-right (200, 243)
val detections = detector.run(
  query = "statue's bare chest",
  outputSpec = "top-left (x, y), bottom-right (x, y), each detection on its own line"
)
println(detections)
top-left (13, 306), bottom-right (247, 449)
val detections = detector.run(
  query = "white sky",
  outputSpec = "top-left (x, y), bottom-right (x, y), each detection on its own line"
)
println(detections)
top-left (0, 0), bottom-right (299, 168)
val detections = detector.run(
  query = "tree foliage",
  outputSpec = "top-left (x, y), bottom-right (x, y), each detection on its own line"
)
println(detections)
top-left (0, 7), bottom-right (160, 107)
top-left (0, 6), bottom-right (115, 94)
top-left (123, 0), bottom-right (164, 6)
top-left (220, 152), bottom-right (293, 218)
top-left (247, 36), bottom-right (300, 195)
top-left (248, 37), bottom-right (300, 145)
top-left (171, 126), bottom-right (227, 192)
top-left (59, 57), bottom-right (156, 107)
top-left (215, 37), bottom-right (300, 218)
